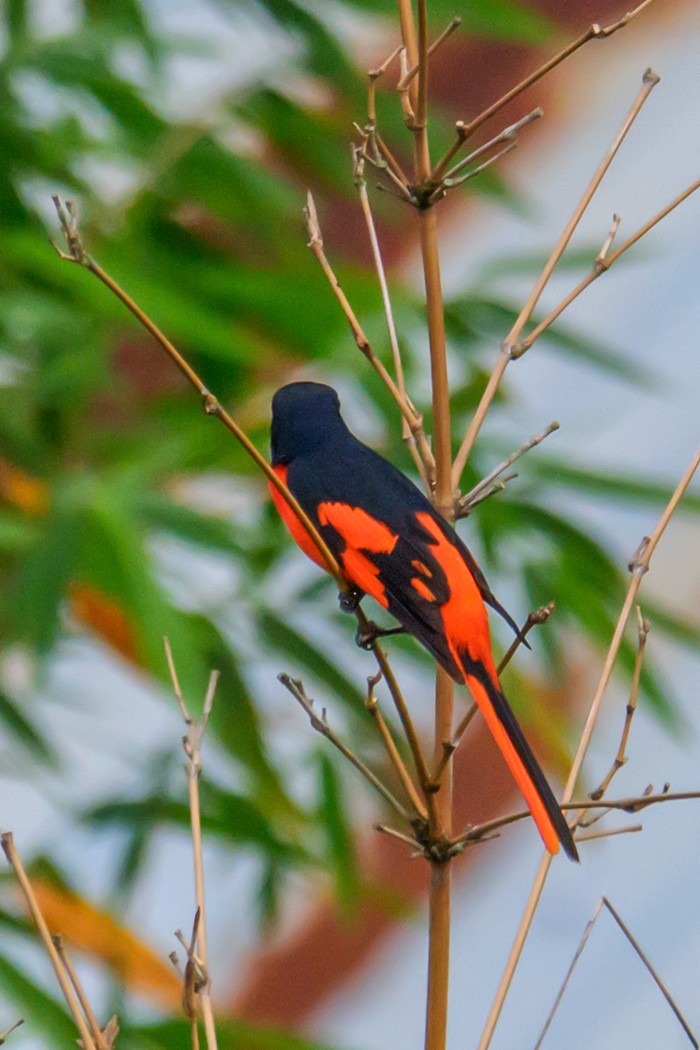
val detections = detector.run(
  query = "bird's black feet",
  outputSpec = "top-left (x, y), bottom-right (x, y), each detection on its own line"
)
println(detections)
top-left (355, 621), bottom-right (407, 651)
top-left (338, 587), bottom-right (363, 613)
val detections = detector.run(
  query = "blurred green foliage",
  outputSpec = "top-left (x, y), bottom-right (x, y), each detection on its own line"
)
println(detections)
top-left (0, 1), bottom-right (697, 1046)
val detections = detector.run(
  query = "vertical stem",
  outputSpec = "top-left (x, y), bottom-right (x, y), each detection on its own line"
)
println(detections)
top-left (426, 862), bottom-right (451, 1050)
top-left (418, 58), bottom-right (455, 1050)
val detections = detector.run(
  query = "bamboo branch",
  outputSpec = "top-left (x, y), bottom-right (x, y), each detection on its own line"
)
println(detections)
top-left (304, 191), bottom-right (432, 476)
top-left (364, 672), bottom-right (428, 822)
top-left (53, 936), bottom-right (110, 1050)
top-left (431, 107), bottom-right (542, 189)
top-left (457, 422), bottom-right (559, 516)
top-left (452, 69), bottom-right (660, 486)
top-left (535, 897), bottom-right (698, 1049)
top-left (165, 640), bottom-right (219, 1050)
top-left (514, 175), bottom-right (700, 356)
top-left (477, 444), bottom-right (700, 1049)
top-left (0, 834), bottom-right (97, 1050)
top-left (451, 790), bottom-right (700, 852)
top-left (0, 1020), bottom-right (24, 1045)
top-left (352, 154), bottom-right (435, 488)
top-left (455, 0), bottom-right (656, 146)
top-left (278, 673), bottom-right (413, 823)
top-left (397, 18), bottom-right (461, 91)
top-left (51, 197), bottom-right (345, 592)
top-left (588, 606), bottom-right (649, 803)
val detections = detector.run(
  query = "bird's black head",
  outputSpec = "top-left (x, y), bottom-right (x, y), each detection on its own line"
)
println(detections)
top-left (270, 382), bottom-right (348, 464)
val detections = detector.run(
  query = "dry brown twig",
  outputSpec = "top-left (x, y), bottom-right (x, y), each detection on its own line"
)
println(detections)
top-left (304, 189), bottom-right (434, 486)
top-left (278, 672), bottom-right (415, 824)
top-left (0, 1020), bottom-right (24, 1045)
top-left (478, 444), bottom-right (700, 1049)
top-left (351, 149), bottom-right (435, 488)
top-left (452, 67), bottom-right (661, 487)
top-left (52, 936), bottom-right (111, 1050)
top-left (0, 834), bottom-right (98, 1050)
top-left (364, 671), bottom-right (428, 821)
top-left (51, 197), bottom-right (345, 593)
top-left (164, 639), bottom-right (219, 1050)
top-left (588, 605), bottom-right (650, 804)
top-left (457, 421), bottom-right (559, 518)
top-left (534, 897), bottom-right (698, 1049)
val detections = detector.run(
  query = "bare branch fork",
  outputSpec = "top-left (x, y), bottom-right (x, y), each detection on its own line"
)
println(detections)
top-left (164, 639), bottom-right (219, 1050)
top-left (534, 897), bottom-right (698, 1049)
top-left (478, 445), bottom-right (700, 1049)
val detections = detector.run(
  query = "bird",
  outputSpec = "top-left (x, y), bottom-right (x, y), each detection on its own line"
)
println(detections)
top-left (269, 381), bottom-right (577, 861)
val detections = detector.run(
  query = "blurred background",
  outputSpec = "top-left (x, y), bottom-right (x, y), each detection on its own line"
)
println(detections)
top-left (0, 0), bottom-right (699, 1047)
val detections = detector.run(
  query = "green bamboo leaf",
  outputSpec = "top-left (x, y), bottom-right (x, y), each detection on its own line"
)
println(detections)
top-left (317, 752), bottom-right (359, 915)
top-left (0, 690), bottom-right (55, 763)
top-left (0, 951), bottom-right (77, 1046)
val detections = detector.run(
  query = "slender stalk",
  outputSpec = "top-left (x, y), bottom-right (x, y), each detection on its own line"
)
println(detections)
top-left (515, 175), bottom-right (700, 355)
top-left (477, 445), bottom-right (700, 1049)
top-left (1, 834), bottom-right (97, 1050)
top-left (53, 937), bottom-right (109, 1050)
top-left (51, 198), bottom-right (344, 591)
top-left (452, 70), bottom-right (659, 485)
top-left (454, 0), bottom-right (656, 145)
top-left (365, 673), bottom-right (428, 821)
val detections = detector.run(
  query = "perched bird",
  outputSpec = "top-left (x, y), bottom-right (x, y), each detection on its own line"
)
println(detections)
top-left (269, 381), bottom-right (577, 861)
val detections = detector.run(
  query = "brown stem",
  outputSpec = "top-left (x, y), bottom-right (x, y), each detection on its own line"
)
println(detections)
top-left (365, 673), bottom-right (428, 822)
top-left (452, 69), bottom-right (660, 486)
top-left (1, 834), bottom-right (97, 1050)
top-left (51, 198), bottom-right (344, 592)
top-left (53, 937), bottom-right (110, 1050)
top-left (514, 175), bottom-right (700, 356)
top-left (477, 444), bottom-right (700, 1049)
top-left (278, 673), bottom-right (413, 823)
top-left (588, 606), bottom-right (649, 802)
top-left (456, 0), bottom-right (656, 144)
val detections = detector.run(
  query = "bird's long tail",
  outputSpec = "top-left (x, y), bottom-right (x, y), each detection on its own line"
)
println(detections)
top-left (458, 657), bottom-right (578, 861)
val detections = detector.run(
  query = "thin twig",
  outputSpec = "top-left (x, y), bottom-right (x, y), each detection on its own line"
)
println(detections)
top-left (497, 602), bottom-right (556, 676)
top-left (453, 69), bottom-right (660, 486)
top-left (53, 936), bottom-right (109, 1050)
top-left (304, 191), bottom-right (431, 467)
top-left (457, 422), bottom-right (559, 516)
top-left (574, 822), bottom-right (642, 842)
top-left (364, 672), bottom-right (428, 821)
top-left (375, 823), bottom-right (422, 850)
top-left (0, 1020), bottom-right (24, 1045)
top-left (0, 834), bottom-right (97, 1050)
top-left (51, 197), bottom-right (345, 592)
top-left (514, 175), bottom-right (700, 355)
top-left (352, 154), bottom-right (435, 487)
top-left (456, 0), bottom-right (656, 145)
top-left (478, 448), bottom-right (700, 1048)
top-left (535, 897), bottom-right (698, 1049)
top-left (451, 790), bottom-right (700, 851)
top-left (397, 17), bottom-right (461, 91)
top-left (440, 141), bottom-right (518, 195)
top-left (589, 606), bottom-right (649, 802)
top-left (165, 641), bottom-right (219, 1050)
top-left (432, 107), bottom-right (542, 188)
top-left (278, 673), bottom-right (413, 823)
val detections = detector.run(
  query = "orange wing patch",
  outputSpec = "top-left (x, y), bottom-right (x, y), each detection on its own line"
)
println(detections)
top-left (416, 512), bottom-right (496, 681)
top-left (411, 559), bottom-right (431, 577)
top-left (318, 503), bottom-right (398, 554)
top-left (411, 577), bottom-right (436, 602)
top-left (319, 503), bottom-right (398, 608)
